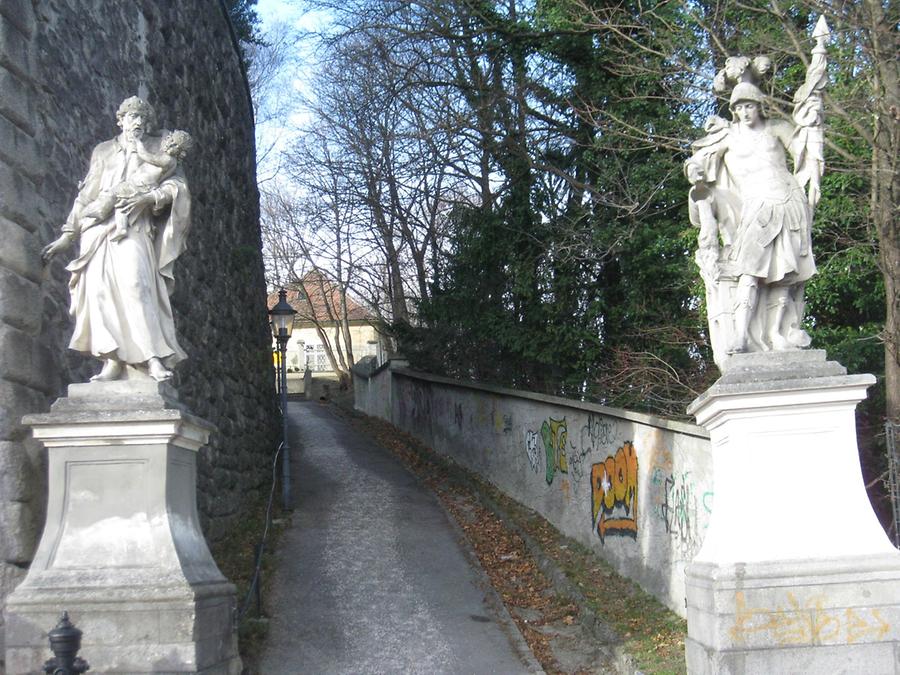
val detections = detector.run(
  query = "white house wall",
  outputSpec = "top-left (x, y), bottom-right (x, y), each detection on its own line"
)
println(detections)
top-left (277, 324), bottom-right (381, 371)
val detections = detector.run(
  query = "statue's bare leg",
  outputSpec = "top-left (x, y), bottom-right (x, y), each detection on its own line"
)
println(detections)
top-left (786, 283), bottom-right (812, 347)
top-left (147, 357), bottom-right (173, 382)
top-left (767, 287), bottom-right (795, 350)
top-left (91, 358), bottom-right (123, 382)
top-left (728, 275), bottom-right (758, 354)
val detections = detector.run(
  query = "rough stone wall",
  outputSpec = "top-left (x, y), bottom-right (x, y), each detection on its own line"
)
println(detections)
top-left (0, 0), bottom-right (278, 657)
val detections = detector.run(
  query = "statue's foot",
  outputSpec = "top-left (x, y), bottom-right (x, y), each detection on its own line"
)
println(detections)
top-left (147, 357), bottom-right (173, 382)
top-left (769, 333), bottom-right (795, 351)
top-left (787, 327), bottom-right (812, 348)
top-left (726, 339), bottom-right (748, 355)
top-left (90, 359), bottom-right (123, 382)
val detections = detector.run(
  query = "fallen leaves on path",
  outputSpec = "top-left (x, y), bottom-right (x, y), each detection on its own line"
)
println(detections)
top-left (332, 397), bottom-right (687, 674)
top-left (343, 410), bottom-right (594, 674)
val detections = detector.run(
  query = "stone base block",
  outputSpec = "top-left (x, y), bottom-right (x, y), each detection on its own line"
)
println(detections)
top-left (6, 586), bottom-right (241, 674)
top-left (686, 637), bottom-right (898, 675)
top-left (686, 554), bottom-right (900, 674)
top-left (4, 379), bottom-right (242, 673)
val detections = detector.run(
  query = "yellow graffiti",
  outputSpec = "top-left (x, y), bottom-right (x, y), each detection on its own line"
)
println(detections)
top-left (590, 441), bottom-right (638, 542)
top-left (730, 591), bottom-right (890, 646)
top-left (846, 608), bottom-right (891, 644)
top-left (493, 410), bottom-right (513, 433)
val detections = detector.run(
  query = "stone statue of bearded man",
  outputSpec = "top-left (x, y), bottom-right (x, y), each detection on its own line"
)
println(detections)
top-left (42, 96), bottom-right (192, 382)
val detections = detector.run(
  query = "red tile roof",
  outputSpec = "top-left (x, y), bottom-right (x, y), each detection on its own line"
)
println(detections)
top-left (267, 271), bottom-right (374, 324)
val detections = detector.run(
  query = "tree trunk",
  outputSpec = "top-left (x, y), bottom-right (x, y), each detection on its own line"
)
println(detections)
top-left (866, 0), bottom-right (900, 423)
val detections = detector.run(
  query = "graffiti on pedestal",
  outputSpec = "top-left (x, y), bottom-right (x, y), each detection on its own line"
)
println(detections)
top-left (590, 441), bottom-right (639, 543)
top-left (730, 591), bottom-right (891, 646)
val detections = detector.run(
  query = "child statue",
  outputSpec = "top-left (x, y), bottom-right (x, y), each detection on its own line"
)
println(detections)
top-left (79, 130), bottom-right (193, 242)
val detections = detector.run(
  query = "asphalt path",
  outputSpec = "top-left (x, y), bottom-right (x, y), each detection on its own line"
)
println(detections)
top-left (259, 400), bottom-right (541, 674)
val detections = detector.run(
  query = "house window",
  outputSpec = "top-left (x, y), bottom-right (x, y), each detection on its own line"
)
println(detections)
top-left (306, 344), bottom-right (329, 372)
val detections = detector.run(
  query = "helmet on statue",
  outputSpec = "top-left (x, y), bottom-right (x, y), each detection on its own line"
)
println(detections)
top-left (729, 82), bottom-right (766, 109)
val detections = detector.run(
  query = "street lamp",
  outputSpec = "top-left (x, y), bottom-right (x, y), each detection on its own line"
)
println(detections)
top-left (269, 288), bottom-right (297, 509)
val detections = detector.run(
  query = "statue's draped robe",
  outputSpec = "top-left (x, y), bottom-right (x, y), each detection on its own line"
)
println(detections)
top-left (686, 119), bottom-right (816, 286)
top-left (63, 132), bottom-right (190, 367)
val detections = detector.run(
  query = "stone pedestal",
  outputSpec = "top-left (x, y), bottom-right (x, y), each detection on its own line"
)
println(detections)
top-left (4, 377), bottom-right (241, 674)
top-left (685, 350), bottom-right (900, 674)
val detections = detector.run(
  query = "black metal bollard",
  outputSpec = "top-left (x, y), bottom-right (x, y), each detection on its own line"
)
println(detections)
top-left (43, 611), bottom-right (89, 674)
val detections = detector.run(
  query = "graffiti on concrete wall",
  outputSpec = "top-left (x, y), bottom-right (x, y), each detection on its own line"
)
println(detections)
top-left (494, 410), bottom-right (513, 434)
top-left (400, 382), bottom-right (432, 427)
top-left (563, 413), bottom-right (620, 481)
top-left (524, 430), bottom-right (541, 473)
top-left (649, 448), bottom-right (712, 559)
top-left (590, 441), bottom-right (639, 543)
top-left (730, 591), bottom-right (891, 646)
top-left (524, 412), bottom-right (626, 488)
top-left (541, 417), bottom-right (569, 484)
top-left (581, 414), bottom-right (620, 450)
top-left (659, 471), bottom-right (706, 559)
top-left (454, 403), bottom-right (464, 429)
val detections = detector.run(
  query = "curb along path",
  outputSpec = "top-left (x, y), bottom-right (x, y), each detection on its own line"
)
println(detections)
top-left (334, 402), bottom-right (638, 675)
top-left (259, 400), bottom-right (543, 674)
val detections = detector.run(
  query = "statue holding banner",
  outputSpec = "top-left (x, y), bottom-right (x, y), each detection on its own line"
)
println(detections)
top-left (686, 18), bottom-right (830, 368)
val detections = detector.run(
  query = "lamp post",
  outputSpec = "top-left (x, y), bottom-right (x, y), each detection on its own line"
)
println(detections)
top-left (269, 288), bottom-right (297, 510)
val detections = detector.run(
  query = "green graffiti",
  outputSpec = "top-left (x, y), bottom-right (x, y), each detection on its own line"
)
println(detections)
top-left (540, 417), bottom-right (568, 485)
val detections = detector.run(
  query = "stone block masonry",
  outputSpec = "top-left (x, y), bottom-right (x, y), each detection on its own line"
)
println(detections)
top-left (0, 1), bottom-right (278, 664)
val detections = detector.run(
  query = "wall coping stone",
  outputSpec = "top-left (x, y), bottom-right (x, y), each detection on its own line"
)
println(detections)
top-left (391, 367), bottom-right (710, 439)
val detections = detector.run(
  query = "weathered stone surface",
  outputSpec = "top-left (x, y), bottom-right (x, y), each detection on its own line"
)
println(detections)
top-left (0, 501), bottom-right (39, 563)
top-left (0, 380), bottom-right (46, 441)
top-left (685, 554), bottom-right (900, 673)
top-left (0, 325), bottom-right (58, 394)
top-left (0, 171), bottom-right (40, 237)
top-left (0, 562), bottom-right (26, 656)
top-left (0, 67), bottom-right (35, 135)
top-left (0, 0), bottom-right (36, 38)
top-left (0, 440), bottom-right (40, 502)
top-left (0, 16), bottom-right (31, 79)
top-left (0, 268), bottom-right (41, 333)
top-left (716, 348), bottom-right (846, 382)
top-left (0, 116), bottom-right (39, 185)
top-left (6, 400), bottom-right (242, 673)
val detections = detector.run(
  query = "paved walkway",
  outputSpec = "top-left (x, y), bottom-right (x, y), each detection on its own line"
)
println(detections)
top-left (259, 400), bottom-right (541, 674)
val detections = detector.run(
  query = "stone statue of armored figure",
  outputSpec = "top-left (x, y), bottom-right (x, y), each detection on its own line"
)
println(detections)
top-left (42, 96), bottom-right (193, 382)
top-left (686, 18), bottom-right (830, 369)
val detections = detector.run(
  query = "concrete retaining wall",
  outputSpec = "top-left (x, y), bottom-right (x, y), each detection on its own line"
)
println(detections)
top-left (353, 359), bottom-right (394, 419)
top-left (354, 362), bottom-right (713, 617)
